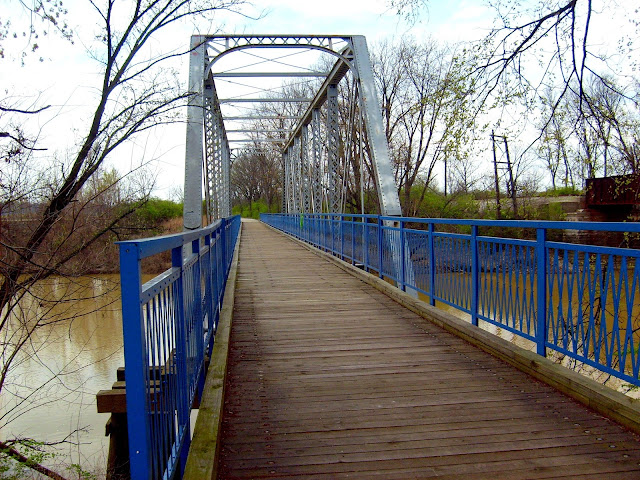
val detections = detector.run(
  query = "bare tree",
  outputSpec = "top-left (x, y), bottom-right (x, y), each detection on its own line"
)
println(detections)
top-left (0, 0), bottom-right (248, 477)
top-left (389, 1), bottom-right (639, 183)
top-left (373, 38), bottom-right (476, 216)
top-left (231, 144), bottom-right (281, 215)
top-left (538, 87), bottom-right (575, 188)
top-left (576, 75), bottom-right (640, 176)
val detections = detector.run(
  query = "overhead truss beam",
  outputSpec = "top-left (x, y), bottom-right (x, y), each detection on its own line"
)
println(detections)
top-left (214, 72), bottom-right (328, 78)
top-left (219, 98), bottom-right (313, 103)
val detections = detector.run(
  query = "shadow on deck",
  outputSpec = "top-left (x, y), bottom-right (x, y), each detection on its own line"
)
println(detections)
top-left (187, 219), bottom-right (640, 479)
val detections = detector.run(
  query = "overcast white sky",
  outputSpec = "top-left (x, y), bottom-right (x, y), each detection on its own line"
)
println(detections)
top-left (0, 0), bottom-right (498, 199)
top-left (1, 0), bottom-right (635, 198)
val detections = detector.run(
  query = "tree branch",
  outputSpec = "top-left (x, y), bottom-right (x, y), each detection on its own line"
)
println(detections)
top-left (0, 440), bottom-right (68, 480)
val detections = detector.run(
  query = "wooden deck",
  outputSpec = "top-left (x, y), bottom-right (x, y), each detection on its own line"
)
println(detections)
top-left (217, 220), bottom-right (640, 479)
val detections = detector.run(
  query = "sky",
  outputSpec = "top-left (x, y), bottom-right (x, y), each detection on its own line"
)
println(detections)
top-left (1, 0), bottom-right (635, 199)
top-left (0, 0), bottom-right (499, 199)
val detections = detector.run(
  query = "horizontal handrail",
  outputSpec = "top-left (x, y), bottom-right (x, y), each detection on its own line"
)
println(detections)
top-left (261, 213), bottom-right (640, 389)
top-left (284, 212), bottom-right (640, 232)
top-left (117, 215), bottom-right (241, 480)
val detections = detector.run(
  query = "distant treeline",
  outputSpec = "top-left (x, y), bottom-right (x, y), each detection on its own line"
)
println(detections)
top-left (1, 197), bottom-right (184, 275)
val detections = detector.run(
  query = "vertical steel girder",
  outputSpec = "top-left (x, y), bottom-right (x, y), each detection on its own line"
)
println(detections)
top-left (282, 151), bottom-right (289, 213)
top-left (203, 78), bottom-right (229, 221)
top-left (326, 84), bottom-right (340, 214)
top-left (293, 136), bottom-right (302, 213)
top-left (350, 36), bottom-right (401, 216)
top-left (203, 85), bottom-right (217, 221)
top-left (183, 36), bottom-right (206, 230)
top-left (311, 109), bottom-right (323, 213)
top-left (301, 125), bottom-right (311, 214)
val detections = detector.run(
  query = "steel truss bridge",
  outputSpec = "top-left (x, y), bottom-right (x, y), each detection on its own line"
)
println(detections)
top-left (97, 34), bottom-right (640, 480)
top-left (182, 34), bottom-right (401, 228)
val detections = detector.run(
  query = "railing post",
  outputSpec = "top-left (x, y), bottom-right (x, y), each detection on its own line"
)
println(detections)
top-left (331, 215), bottom-right (335, 255)
top-left (536, 228), bottom-right (547, 357)
top-left (173, 245), bottom-right (191, 477)
top-left (340, 215), bottom-right (345, 260)
top-left (221, 218), bottom-right (227, 273)
top-left (400, 220), bottom-right (406, 291)
top-left (364, 218), bottom-right (369, 272)
top-left (313, 215), bottom-right (317, 246)
top-left (428, 223), bottom-right (436, 306)
top-left (471, 225), bottom-right (479, 327)
top-left (351, 217), bottom-right (356, 264)
top-left (119, 243), bottom-right (151, 480)
top-left (377, 216), bottom-right (384, 279)
top-left (192, 237), bottom-right (203, 354)
top-left (204, 232), bottom-right (214, 343)
top-left (210, 230), bottom-right (220, 343)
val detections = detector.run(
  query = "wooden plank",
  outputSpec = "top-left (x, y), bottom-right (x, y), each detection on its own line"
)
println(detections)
top-left (96, 389), bottom-right (126, 413)
top-left (216, 220), bottom-right (640, 479)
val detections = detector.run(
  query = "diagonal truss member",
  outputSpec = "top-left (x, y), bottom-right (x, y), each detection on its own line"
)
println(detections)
top-left (182, 34), bottom-right (402, 227)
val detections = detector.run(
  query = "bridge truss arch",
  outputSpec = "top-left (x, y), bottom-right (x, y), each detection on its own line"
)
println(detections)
top-left (182, 34), bottom-right (402, 228)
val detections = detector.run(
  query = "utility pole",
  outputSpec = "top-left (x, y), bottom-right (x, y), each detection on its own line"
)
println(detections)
top-left (492, 131), bottom-right (518, 219)
top-left (503, 136), bottom-right (518, 218)
top-left (491, 131), bottom-right (502, 220)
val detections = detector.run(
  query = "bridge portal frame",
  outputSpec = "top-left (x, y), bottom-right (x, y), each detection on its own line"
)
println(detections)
top-left (183, 34), bottom-right (402, 229)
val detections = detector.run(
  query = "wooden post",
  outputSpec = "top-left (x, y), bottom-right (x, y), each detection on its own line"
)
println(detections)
top-left (105, 413), bottom-right (130, 480)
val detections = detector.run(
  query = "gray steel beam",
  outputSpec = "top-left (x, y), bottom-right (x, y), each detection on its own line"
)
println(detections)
top-left (219, 98), bottom-right (312, 103)
top-left (326, 84), bottom-right (340, 213)
top-left (224, 116), bottom-right (302, 120)
top-left (226, 129), bottom-right (290, 133)
top-left (351, 35), bottom-right (402, 216)
top-left (214, 71), bottom-right (328, 77)
top-left (227, 138), bottom-right (286, 143)
top-left (282, 55), bottom-right (351, 152)
top-left (292, 136), bottom-right (301, 213)
top-left (183, 36), bottom-right (206, 230)
top-left (203, 82), bottom-right (217, 223)
top-left (311, 108), bottom-right (322, 213)
top-left (301, 125), bottom-right (311, 213)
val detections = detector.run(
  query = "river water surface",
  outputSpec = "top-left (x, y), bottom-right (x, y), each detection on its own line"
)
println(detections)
top-left (2, 275), bottom-right (124, 475)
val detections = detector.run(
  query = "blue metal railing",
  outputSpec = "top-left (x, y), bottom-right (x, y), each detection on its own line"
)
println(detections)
top-left (117, 215), bottom-right (240, 480)
top-left (262, 213), bottom-right (640, 387)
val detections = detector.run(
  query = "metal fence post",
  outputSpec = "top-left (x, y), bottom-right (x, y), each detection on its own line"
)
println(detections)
top-left (340, 215), bottom-right (345, 260)
top-left (331, 215), bottom-right (336, 255)
top-left (364, 218), bottom-right (369, 271)
top-left (428, 223), bottom-right (436, 306)
top-left (400, 220), bottom-right (406, 291)
top-left (220, 218), bottom-right (227, 273)
top-left (377, 216), bottom-right (384, 279)
top-left (471, 225), bottom-right (479, 327)
top-left (351, 217), bottom-right (356, 264)
top-left (172, 245), bottom-right (191, 477)
top-left (536, 228), bottom-right (547, 357)
top-left (204, 232), bottom-right (214, 345)
top-left (120, 243), bottom-right (151, 480)
top-left (192, 237), bottom-right (203, 356)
